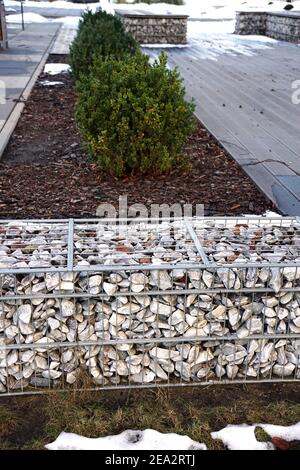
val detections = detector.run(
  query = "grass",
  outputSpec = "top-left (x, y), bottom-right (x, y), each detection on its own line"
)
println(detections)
top-left (0, 383), bottom-right (299, 450)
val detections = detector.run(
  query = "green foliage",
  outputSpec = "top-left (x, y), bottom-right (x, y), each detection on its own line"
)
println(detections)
top-left (69, 9), bottom-right (138, 80)
top-left (75, 51), bottom-right (196, 177)
top-left (254, 426), bottom-right (271, 442)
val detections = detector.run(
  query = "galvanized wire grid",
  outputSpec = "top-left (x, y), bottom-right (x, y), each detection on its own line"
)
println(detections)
top-left (0, 216), bottom-right (300, 396)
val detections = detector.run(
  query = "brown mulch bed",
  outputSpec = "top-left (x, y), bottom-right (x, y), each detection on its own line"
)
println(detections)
top-left (0, 55), bottom-right (274, 219)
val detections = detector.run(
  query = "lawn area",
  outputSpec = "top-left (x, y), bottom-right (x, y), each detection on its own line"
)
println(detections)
top-left (1, 384), bottom-right (299, 450)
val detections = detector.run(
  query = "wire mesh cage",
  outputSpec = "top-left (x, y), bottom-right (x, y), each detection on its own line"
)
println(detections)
top-left (0, 216), bottom-right (300, 396)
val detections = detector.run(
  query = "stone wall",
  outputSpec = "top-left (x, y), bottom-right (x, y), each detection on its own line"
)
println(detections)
top-left (116, 13), bottom-right (188, 45)
top-left (267, 13), bottom-right (300, 42)
top-left (235, 11), bottom-right (300, 43)
top-left (235, 11), bottom-right (267, 36)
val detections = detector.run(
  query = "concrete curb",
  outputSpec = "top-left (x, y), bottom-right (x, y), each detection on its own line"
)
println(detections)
top-left (0, 23), bottom-right (61, 160)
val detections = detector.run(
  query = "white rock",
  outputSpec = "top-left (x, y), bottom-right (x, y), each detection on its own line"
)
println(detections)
top-left (61, 299), bottom-right (75, 317)
top-left (89, 275), bottom-right (102, 288)
top-left (131, 370), bottom-right (155, 383)
top-left (17, 304), bottom-right (32, 324)
top-left (226, 364), bottom-right (239, 379)
top-left (169, 309), bottom-right (185, 326)
top-left (19, 320), bottom-right (35, 335)
top-left (211, 305), bottom-right (226, 320)
top-left (131, 273), bottom-right (147, 285)
top-left (48, 318), bottom-right (60, 330)
top-left (42, 370), bottom-right (62, 380)
top-left (35, 355), bottom-right (48, 370)
top-left (103, 282), bottom-right (117, 296)
top-left (150, 271), bottom-right (172, 290)
top-left (117, 303), bottom-right (141, 316)
top-left (150, 300), bottom-right (173, 317)
top-left (273, 363), bottom-right (295, 377)
top-left (45, 273), bottom-right (60, 290)
top-left (109, 313), bottom-right (126, 327)
top-left (203, 271), bottom-right (214, 288)
top-left (150, 347), bottom-right (180, 361)
top-left (21, 350), bottom-right (35, 362)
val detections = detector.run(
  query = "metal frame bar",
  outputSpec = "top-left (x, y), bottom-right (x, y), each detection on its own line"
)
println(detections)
top-left (184, 218), bottom-right (210, 266)
top-left (2, 377), bottom-right (300, 398)
top-left (67, 218), bottom-right (74, 271)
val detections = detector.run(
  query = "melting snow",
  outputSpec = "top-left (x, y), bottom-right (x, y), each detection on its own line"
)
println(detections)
top-left (43, 64), bottom-right (71, 75)
top-left (212, 422), bottom-right (300, 450)
top-left (46, 429), bottom-right (207, 451)
top-left (6, 12), bottom-right (49, 23)
top-left (39, 80), bottom-right (64, 86)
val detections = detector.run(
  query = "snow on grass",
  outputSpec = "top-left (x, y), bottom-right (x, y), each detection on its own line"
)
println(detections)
top-left (211, 422), bottom-right (300, 450)
top-left (4, 0), bottom-right (300, 21)
top-left (6, 12), bottom-right (49, 23)
top-left (211, 425), bottom-right (275, 450)
top-left (4, 0), bottom-right (108, 12)
top-left (50, 16), bottom-right (80, 26)
top-left (46, 429), bottom-right (207, 451)
top-left (114, 1), bottom-right (300, 21)
top-left (261, 422), bottom-right (300, 442)
top-left (43, 64), bottom-right (71, 75)
top-left (46, 422), bottom-right (300, 450)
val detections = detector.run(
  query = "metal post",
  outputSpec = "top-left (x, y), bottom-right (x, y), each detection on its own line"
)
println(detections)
top-left (21, 1), bottom-right (24, 31)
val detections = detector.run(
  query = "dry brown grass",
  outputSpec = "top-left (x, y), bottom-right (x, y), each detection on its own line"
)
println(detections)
top-left (0, 383), bottom-right (299, 450)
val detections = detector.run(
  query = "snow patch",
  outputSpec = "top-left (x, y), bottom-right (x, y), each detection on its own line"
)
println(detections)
top-left (211, 422), bottom-right (300, 450)
top-left (44, 64), bottom-right (71, 76)
top-left (50, 16), bottom-right (80, 26)
top-left (261, 423), bottom-right (300, 442)
top-left (6, 12), bottom-right (49, 23)
top-left (39, 80), bottom-right (64, 87)
top-left (113, 1), bottom-right (300, 21)
top-left (211, 424), bottom-right (275, 450)
top-left (142, 44), bottom-right (189, 49)
top-left (46, 429), bottom-right (207, 451)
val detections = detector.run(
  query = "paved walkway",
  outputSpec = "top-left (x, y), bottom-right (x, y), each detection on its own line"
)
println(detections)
top-left (146, 33), bottom-right (300, 216)
top-left (0, 22), bottom-right (60, 151)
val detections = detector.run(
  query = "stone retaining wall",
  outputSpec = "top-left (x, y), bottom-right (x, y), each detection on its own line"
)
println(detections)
top-left (235, 11), bottom-right (300, 43)
top-left (116, 11), bottom-right (188, 45)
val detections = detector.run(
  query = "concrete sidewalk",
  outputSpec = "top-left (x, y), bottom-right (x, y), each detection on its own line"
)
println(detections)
top-left (0, 22), bottom-right (60, 155)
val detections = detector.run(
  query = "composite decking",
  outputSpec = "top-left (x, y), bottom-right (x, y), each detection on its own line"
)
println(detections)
top-left (145, 34), bottom-right (300, 215)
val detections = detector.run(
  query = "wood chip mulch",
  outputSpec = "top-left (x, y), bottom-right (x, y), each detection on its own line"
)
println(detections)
top-left (0, 55), bottom-right (275, 219)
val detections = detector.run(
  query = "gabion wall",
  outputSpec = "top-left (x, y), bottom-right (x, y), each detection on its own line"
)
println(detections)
top-left (235, 11), bottom-right (300, 43)
top-left (116, 12), bottom-right (188, 44)
top-left (0, 217), bottom-right (300, 395)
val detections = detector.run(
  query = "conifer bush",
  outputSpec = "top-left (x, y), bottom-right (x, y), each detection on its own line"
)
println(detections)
top-left (69, 9), bottom-right (138, 80)
top-left (75, 52), bottom-right (196, 176)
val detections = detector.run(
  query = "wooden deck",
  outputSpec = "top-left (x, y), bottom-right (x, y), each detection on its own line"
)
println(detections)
top-left (145, 36), bottom-right (300, 215)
